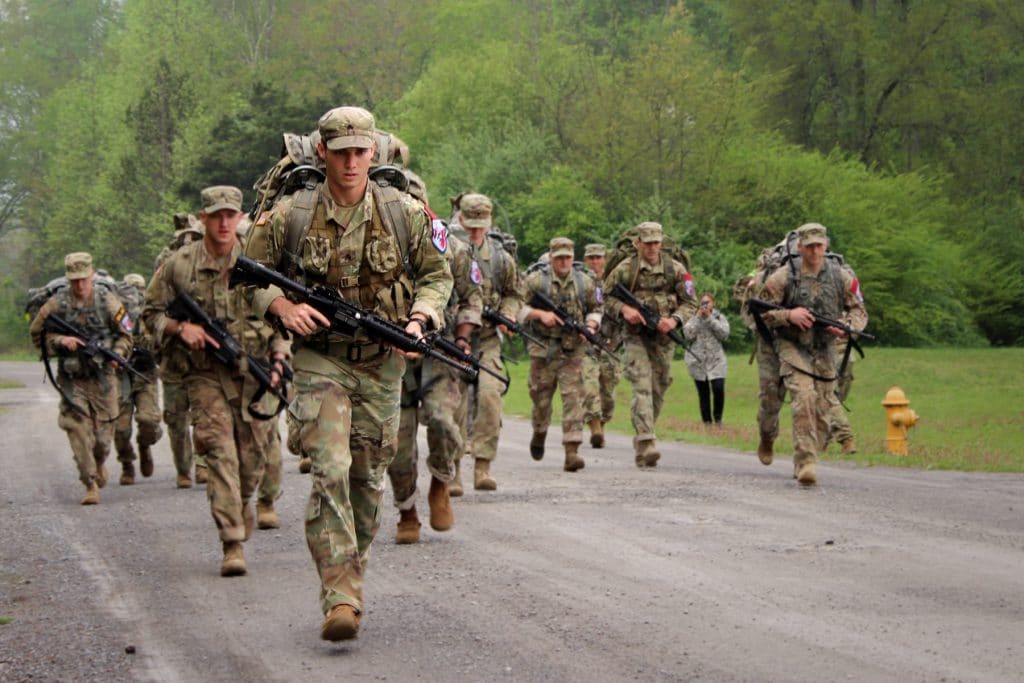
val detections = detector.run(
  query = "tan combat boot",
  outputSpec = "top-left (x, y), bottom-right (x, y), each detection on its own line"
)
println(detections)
top-left (194, 464), bottom-right (208, 484)
top-left (840, 438), bottom-right (857, 455)
top-left (298, 456), bottom-right (312, 474)
top-left (395, 506), bottom-right (421, 544)
top-left (563, 443), bottom-right (585, 472)
top-left (588, 419), bottom-right (605, 449)
top-left (757, 436), bottom-right (774, 466)
top-left (139, 445), bottom-right (154, 478)
top-left (220, 541), bottom-right (247, 577)
top-left (474, 458), bottom-right (497, 491)
top-left (428, 476), bottom-right (454, 531)
top-left (80, 482), bottom-right (100, 505)
top-left (448, 460), bottom-right (464, 497)
top-left (796, 461), bottom-right (817, 486)
top-left (176, 472), bottom-right (193, 489)
top-left (637, 440), bottom-right (660, 468)
top-left (119, 462), bottom-right (135, 486)
top-left (95, 463), bottom-right (108, 489)
top-left (256, 500), bottom-right (280, 529)
top-left (530, 431), bottom-right (546, 461)
top-left (321, 604), bottom-right (360, 641)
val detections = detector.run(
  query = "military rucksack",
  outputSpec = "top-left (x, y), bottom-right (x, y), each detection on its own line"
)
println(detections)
top-left (25, 273), bottom-right (121, 321)
top-left (604, 225), bottom-right (692, 289)
top-left (250, 132), bottom-right (326, 221)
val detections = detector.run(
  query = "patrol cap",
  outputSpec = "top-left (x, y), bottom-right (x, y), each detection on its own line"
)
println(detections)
top-left (319, 106), bottom-right (375, 150)
top-left (123, 273), bottom-right (146, 289)
top-left (797, 222), bottom-right (828, 246)
top-left (584, 243), bottom-right (606, 258)
top-left (201, 185), bottom-right (243, 214)
top-left (549, 237), bottom-right (574, 258)
top-left (636, 221), bottom-right (664, 243)
top-left (459, 193), bottom-right (492, 229)
top-left (64, 252), bottom-right (94, 281)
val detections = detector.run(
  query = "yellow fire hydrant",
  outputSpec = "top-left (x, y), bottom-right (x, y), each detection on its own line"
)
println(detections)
top-left (882, 386), bottom-right (919, 456)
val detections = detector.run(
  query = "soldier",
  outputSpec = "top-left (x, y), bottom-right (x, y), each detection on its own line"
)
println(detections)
top-left (143, 185), bottom-right (291, 576)
top-left (113, 273), bottom-right (163, 485)
top-left (603, 222), bottom-right (697, 467)
top-left (156, 214), bottom-right (208, 488)
top-left (756, 223), bottom-right (867, 485)
top-left (30, 253), bottom-right (134, 504)
top-left (520, 237), bottom-right (602, 471)
top-left (389, 171), bottom-right (482, 543)
top-left (242, 106), bottom-right (452, 641)
top-left (581, 242), bottom-right (620, 447)
top-left (455, 193), bottom-right (521, 491)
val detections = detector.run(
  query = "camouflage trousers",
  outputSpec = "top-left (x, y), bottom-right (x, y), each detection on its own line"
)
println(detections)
top-left (827, 354), bottom-right (856, 445)
top-left (466, 334), bottom-right (505, 463)
top-left (57, 371), bottom-right (119, 486)
top-left (257, 415), bottom-right (282, 504)
top-left (582, 350), bottom-right (621, 425)
top-left (755, 339), bottom-right (785, 443)
top-left (389, 357), bottom-right (464, 510)
top-left (621, 333), bottom-right (674, 446)
top-left (186, 372), bottom-right (267, 542)
top-left (779, 349), bottom-right (839, 469)
top-left (162, 376), bottom-right (204, 476)
top-left (114, 370), bottom-right (162, 464)
top-left (288, 346), bottom-right (404, 615)
top-left (529, 348), bottom-right (587, 444)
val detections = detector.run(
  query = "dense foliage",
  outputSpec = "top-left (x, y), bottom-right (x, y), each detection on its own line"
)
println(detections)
top-left (1, 0), bottom-right (1021, 349)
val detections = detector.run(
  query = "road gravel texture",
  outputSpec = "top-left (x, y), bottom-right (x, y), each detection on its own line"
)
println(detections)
top-left (0, 360), bottom-right (1021, 682)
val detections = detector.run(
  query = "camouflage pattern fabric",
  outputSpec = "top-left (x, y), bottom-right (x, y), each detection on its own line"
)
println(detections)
top-left (257, 414), bottom-right (283, 504)
top-left (161, 373), bottom-right (202, 476)
top-left (466, 334), bottom-right (505, 463)
top-left (582, 352), bottom-right (621, 425)
top-left (622, 335), bottom-right (675, 445)
top-left (57, 374), bottom-right (120, 485)
top-left (114, 366), bottom-right (163, 464)
top-left (755, 339), bottom-right (785, 443)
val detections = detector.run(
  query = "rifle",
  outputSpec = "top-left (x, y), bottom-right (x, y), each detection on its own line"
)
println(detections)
top-left (607, 283), bottom-right (688, 348)
top-left (482, 305), bottom-right (545, 347)
top-left (43, 314), bottom-right (148, 384)
top-left (526, 290), bottom-right (620, 363)
top-left (229, 255), bottom-right (480, 382)
top-left (746, 297), bottom-right (875, 380)
top-left (166, 291), bottom-right (290, 420)
top-left (423, 331), bottom-right (509, 390)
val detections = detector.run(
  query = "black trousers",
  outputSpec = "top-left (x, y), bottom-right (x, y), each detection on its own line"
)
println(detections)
top-left (694, 378), bottom-right (725, 424)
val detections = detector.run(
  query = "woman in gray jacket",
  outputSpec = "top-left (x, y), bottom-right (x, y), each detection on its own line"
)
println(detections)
top-left (683, 292), bottom-right (730, 425)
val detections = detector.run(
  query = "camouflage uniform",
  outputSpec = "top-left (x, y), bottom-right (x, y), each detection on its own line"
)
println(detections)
top-left (758, 224), bottom-right (867, 484)
top-left (30, 253), bottom-right (133, 502)
top-left (458, 194), bottom-right (521, 489)
top-left (603, 223), bottom-right (697, 466)
top-left (144, 188), bottom-right (289, 553)
top-left (828, 334), bottom-right (856, 447)
top-left (113, 275), bottom-right (163, 481)
top-left (581, 243), bottom-right (621, 432)
top-left (520, 238), bottom-right (602, 470)
top-left (243, 107), bottom-right (451, 621)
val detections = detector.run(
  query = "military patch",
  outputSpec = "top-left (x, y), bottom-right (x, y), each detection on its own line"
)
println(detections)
top-left (850, 277), bottom-right (863, 303)
top-left (683, 272), bottom-right (695, 299)
top-left (114, 307), bottom-right (134, 334)
top-left (470, 260), bottom-right (483, 285)
top-left (431, 219), bottom-right (448, 253)
top-left (256, 211), bottom-right (270, 226)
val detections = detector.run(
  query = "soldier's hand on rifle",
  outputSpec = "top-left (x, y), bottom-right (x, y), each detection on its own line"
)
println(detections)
top-left (787, 306), bottom-right (815, 331)
top-left (497, 323), bottom-right (512, 336)
top-left (620, 304), bottom-right (644, 326)
top-left (397, 314), bottom-right (429, 360)
top-left (178, 321), bottom-right (220, 351)
top-left (580, 321), bottom-right (599, 343)
top-left (534, 310), bottom-right (563, 328)
top-left (269, 355), bottom-right (289, 388)
top-left (825, 325), bottom-right (847, 337)
top-left (61, 336), bottom-right (86, 352)
top-left (269, 297), bottom-right (329, 336)
top-left (656, 316), bottom-right (678, 335)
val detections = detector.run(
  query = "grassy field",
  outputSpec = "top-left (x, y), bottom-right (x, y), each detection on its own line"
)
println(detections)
top-left (502, 347), bottom-right (1024, 473)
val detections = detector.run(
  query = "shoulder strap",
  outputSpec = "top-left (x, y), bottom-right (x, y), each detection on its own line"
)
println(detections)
top-left (370, 182), bottom-right (414, 281)
top-left (540, 266), bottom-right (551, 299)
top-left (573, 268), bottom-right (586, 309)
top-left (488, 235), bottom-right (506, 295)
top-left (280, 187), bottom-right (320, 279)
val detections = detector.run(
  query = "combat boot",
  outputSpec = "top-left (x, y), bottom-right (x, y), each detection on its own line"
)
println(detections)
top-left (796, 461), bottom-right (817, 486)
top-left (256, 499), bottom-right (280, 530)
top-left (840, 438), bottom-right (857, 455)
top-left (530, 431), bottom-right (546, 461)
top-left (474, 458), bottom-right (497, 491)
top-left (95, 462), bottom-right (108, 489)
top-left (176, 472), bottom-right (193, 489)
top-left (588, 419), bottom-right (605, 449)
top-left (635, 440), bottom-right (660, 468)
top-left (449, 460), bottom-right (464, 497)
top-left (563, 443), bottom-right (585, 472)
top-left (298, 455), bottom-right (312, 474)
top-left (757, 436), bottom-right (774, 466)
top-left (395, 506), bottom-right (421, 544)
top-left (194, 464), bottom-right (208, 484)
top-left (321, 603), bottom-right (360, 641)
top-left (220, 541), bottom-right (247, 577)
top-left (80, 482), bottom-right (100, 505)
top-left (119, 462), bottom-right (135, 486)
top-left (139, 445), bottom-right (154, 478)
top-left (428, 476), bottom-right (454, 531)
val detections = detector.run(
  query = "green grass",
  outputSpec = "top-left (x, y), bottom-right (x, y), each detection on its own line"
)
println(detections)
top-left (0, 349), bottom-right (37, 362)
top-left (502, 347), bottom-right (1024, 473)
top-left (0, 617), bottom-right (12, 625)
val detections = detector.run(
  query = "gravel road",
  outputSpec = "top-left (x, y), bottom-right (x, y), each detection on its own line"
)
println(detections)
top-left (1, 360), bottom-right (1021, 682)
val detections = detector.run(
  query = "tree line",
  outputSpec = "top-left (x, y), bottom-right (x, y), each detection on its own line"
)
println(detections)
top-left (1, 0), bottom-right (1021, 349)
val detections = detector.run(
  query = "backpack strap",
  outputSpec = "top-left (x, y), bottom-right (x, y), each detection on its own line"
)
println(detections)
top-left (370, 182), bottom-right (415, 282)
top-left (279, 187), bottom-right (319, 279)
top-left (573, 268), bottom-right (587, 310)
top-left (488, 235), bottom-right (507, 296)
